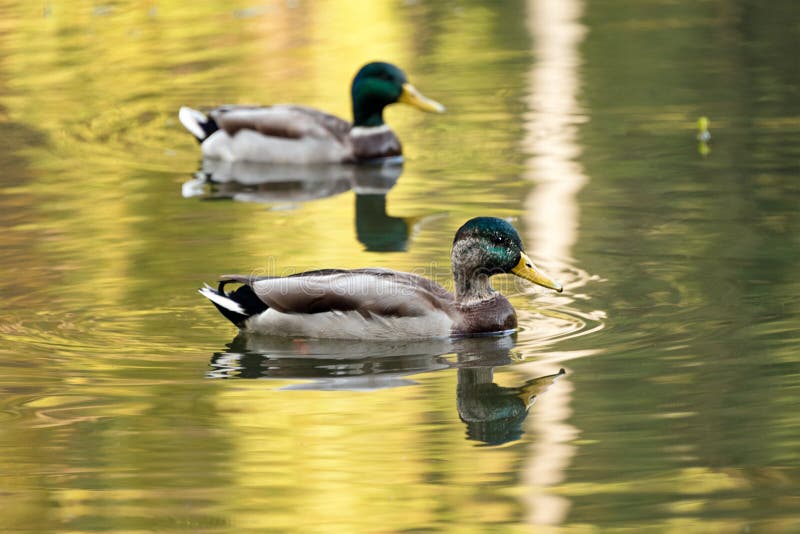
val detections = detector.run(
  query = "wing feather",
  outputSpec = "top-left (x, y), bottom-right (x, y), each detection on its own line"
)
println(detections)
top-left (243, 269), bottom-right (454, 319)
top-left (210, 105), bottom-right (351, 142)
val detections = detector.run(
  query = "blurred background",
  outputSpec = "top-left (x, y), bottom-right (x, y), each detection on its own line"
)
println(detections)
top-left (0, 0), bottom-right (798, 531)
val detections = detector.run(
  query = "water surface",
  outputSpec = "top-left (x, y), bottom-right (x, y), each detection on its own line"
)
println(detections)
top-left (1, 0), bottom-right (798, 531)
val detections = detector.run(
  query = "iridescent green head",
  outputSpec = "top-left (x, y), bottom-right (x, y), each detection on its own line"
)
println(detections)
top-left (351, 62), bottom-right (444, 127)
top-left (451, 217), bottom-right (562, 295)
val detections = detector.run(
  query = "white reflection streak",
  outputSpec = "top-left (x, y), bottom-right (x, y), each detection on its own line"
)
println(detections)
top-left (524, 0), bottom-right (587, 262)
top-left (522, 0), bottom-right (587, 528)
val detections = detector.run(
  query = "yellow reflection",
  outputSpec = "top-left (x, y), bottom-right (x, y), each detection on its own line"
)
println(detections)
top-left (212, 375), bottom-right (527, 531)
top-left (214, 385), bottom-right (425, 531)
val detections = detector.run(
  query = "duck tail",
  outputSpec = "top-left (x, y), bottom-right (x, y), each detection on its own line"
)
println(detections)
top-left (179, 106), bottom-right (219, 142)
top-left (199, 280), bottom-right (268, 328)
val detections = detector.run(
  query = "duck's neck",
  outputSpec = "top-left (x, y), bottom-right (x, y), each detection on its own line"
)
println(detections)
top-left (452, 239), bottom-right (498, 305)
top-left (453, 268), bottom-right (496, 305)
top-left (352, 94), bottom-right (387, 127)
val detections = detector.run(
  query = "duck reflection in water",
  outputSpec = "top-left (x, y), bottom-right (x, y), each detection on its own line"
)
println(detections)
top-left (354, 193), bottom-right (431, 252)
top-left (456, 355), bottom-right (565, 446)
top-left (208, 334), bottom-right (566, 445)
top-left (182, 159), bottom-right (431, 251)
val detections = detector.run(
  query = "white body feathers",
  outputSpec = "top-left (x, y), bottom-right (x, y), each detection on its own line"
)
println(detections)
top-left (243, 308), bottom-right (453, 340)
top-left (201, 129), bottom-right (352, 164)
top-left (179, 105), bottom-right (356, 163)
top-left (179, 105), bottom-right (404, 164)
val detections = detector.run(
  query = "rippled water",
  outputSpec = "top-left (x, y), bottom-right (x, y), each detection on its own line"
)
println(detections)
top-left (1, 0), bottom-right (799, 531)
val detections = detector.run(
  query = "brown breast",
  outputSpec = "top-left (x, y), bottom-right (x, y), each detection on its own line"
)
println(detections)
top-left (452, 294), bottom-right (517, 335)
top-left (350, 127), bottom-right (402, 161)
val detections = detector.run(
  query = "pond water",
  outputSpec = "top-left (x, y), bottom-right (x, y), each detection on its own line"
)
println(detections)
top-left (1, 0), bottom-right (799, 532)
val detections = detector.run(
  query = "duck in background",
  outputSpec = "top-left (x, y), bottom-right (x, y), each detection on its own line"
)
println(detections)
top-left (179, 62), bottom-right (444, 163)
top-left (199, 217), bottom-right (563, 339)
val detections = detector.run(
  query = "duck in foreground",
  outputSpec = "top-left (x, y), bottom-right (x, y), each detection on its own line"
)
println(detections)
top-left (179, 62), bottom-right (444, 164)
top-left (199, 217), bottom-right (563, 339)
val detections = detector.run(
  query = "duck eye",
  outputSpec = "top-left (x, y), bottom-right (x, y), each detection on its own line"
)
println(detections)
top-left (491, 235), bottom-right (504, 245)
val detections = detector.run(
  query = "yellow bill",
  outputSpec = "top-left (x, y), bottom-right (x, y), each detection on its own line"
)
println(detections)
top-left (399, 83), bottom-right (445, 113)
top-left (511, 252), bottom-right (563, 293)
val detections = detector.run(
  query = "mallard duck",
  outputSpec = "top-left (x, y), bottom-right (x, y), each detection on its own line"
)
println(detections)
top-left (199, 217), bottom-right (563, 339)
top-left (179, 62), bottom-right (444, 163)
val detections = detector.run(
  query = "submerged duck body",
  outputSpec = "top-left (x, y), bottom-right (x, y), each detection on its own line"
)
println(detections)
top-left (179, 62), bottom-right (444, 164)
top-left (200, 217), bottom-right (563, 339)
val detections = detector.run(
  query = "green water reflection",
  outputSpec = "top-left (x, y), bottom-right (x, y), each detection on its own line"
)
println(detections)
top-left (0, 0), bottom-right (798, 531)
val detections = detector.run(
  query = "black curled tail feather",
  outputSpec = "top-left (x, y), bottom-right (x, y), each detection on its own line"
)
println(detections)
top-left (201, 281), bottom-right (269, 328)
top-left (219, 280), bottom-right (269, 318)
top-left (198, 115), bottom-right (220, 142)
top-left (179, 107), bottom-right (220, 143)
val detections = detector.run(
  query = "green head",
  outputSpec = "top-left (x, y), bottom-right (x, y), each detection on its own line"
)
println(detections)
top-left (351, 62), bottom-right (444, 127)
top-left (451, 217), bottom-right (562, 296)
